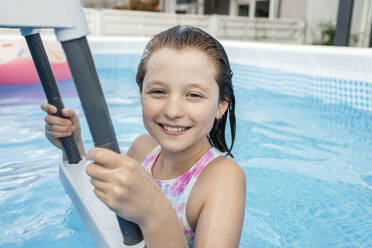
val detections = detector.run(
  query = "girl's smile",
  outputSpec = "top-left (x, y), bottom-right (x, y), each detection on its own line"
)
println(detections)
top-left (158, 123), bottom-right (191, 136)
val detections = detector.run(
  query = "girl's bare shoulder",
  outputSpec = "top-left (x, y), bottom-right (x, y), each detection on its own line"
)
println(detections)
top-left (195, 155), bottom-right (246, 205)
top-left (126, 133), bottom-right (158, 163)
top-left (188, 155), bottom-right (246, 247)
top-left (204, 156), bottom-right (245, 184)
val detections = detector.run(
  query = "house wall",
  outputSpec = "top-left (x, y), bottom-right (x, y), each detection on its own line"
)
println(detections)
top-left (303, 0), bottom-right (371, 46)
top-left (306, 0), bottom-right (338, 24)
top-left (349, 0), bottom-right (368, 45)
top-left (279, 0), bottom-right (306, 20)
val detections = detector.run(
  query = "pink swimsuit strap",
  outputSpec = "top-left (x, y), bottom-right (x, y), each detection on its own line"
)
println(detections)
top-left (141, 145), bottom-right (222, 247)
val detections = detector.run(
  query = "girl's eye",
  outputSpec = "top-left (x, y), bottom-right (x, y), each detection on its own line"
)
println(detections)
top-left (148, 89), bottom-right (166, 98)
top-left (187, 92), bottom-right (202, 98)
top-left (150, 89), bottom-right (165, 95)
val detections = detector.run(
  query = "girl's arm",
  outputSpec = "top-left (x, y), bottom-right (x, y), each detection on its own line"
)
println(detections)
top-left (137, 188), bottom-right (188, 248)
top-left (193, 158), bottom-right (246, 248)
top-left (127, 134), bottom-right (189, 247)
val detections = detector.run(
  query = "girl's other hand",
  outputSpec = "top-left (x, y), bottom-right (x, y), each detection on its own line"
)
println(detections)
top-left (41, 103), bottom-right (82, 150)
top-left (86, 147), bottom-right (165, 226)
top-left (87, 147), bottom-right (188, 246)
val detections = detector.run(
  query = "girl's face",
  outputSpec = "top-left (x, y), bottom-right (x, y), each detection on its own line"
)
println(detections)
top-left (141, 48), bottom-right (228, 153)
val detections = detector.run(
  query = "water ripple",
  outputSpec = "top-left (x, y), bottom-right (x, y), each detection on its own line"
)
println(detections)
top-left (0, 158), bottom-right (58, 194)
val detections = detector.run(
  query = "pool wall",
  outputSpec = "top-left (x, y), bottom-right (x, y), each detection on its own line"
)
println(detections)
top-left (86, 36), bottom-right (372, 112)
top-left (1, 36), bottom-right (371, 111)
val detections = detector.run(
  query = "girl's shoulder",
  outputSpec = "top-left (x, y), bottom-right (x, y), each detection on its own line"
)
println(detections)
top-left (126, 133), bottom-right (158, 163)
top-left (187, 155), bottom-right (246, 236)
top-left (194, 155), bottom-right (246, 206)
top-left (201, 155), bottom-right (245, 189)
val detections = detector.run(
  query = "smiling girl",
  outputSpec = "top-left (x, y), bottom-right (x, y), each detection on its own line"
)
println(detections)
top-left (42, 25), bottom-right (246, 248)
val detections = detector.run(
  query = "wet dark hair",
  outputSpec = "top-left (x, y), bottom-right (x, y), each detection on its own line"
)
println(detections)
top-left (136, 25), bottom-right (236, 157)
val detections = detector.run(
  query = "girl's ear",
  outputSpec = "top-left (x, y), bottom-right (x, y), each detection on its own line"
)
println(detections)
top-left (216, 100), bottom-right (229, 119)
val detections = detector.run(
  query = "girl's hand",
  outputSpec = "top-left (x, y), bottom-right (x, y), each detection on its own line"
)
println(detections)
top-left (86, 147), bottom-right (164, 226)
top-left (41, 103), bottom-right (85, 157)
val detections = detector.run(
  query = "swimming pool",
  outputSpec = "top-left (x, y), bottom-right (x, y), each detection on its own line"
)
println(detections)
top-left (0, 38), bottom-right (371, 247)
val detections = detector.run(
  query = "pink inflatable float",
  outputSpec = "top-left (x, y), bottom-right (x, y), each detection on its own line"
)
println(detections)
top-left (0, 40), bottom-right (72, 85)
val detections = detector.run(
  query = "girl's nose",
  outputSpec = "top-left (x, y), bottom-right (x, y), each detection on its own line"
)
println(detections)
top-left (164, 97), bottom-right (185, 119)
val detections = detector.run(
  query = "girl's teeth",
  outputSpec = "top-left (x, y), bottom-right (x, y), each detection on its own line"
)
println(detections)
top-left (163, 125), bottom-right (187, 132)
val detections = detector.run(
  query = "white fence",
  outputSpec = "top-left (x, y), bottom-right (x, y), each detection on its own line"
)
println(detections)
top-left (0, 8), bottom-right (305, 44)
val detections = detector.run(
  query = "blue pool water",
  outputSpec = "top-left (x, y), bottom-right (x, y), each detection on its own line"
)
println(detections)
top-left (0, 55), bottom-right (371, 247)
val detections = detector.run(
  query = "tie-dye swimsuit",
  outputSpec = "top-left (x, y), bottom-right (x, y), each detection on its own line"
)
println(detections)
top-left (141, 145), bottom-right (222, 247)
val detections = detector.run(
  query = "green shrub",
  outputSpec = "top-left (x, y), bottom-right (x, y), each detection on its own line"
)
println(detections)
top-left (312, 22), bottom-right (335, 46)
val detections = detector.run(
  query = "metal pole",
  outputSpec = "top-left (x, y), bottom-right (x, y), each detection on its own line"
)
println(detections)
top-left (24, 33), bottom-right (82, 164)
top-left (61, 36), bottom-right (143, 246)
top-left (334, 0), bottom-right (354, 46)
